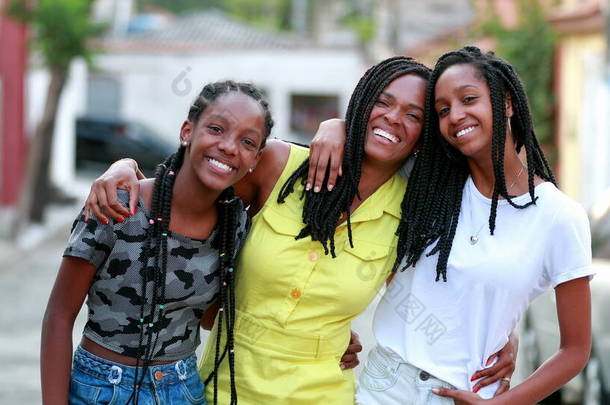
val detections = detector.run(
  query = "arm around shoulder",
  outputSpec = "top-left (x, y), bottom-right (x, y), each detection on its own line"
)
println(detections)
top-left (234, 139), bottom-right (290, 214)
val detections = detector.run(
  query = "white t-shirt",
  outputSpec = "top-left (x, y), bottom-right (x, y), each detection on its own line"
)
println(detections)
top-left (373, 176), bottom-right (593, 399)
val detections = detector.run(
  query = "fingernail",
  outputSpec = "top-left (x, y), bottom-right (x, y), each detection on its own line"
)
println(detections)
top-left (486, 359), bottom-right (493, 366)
top-left (473, 386), bottom-right (480, 393)
top-left (328, 184), bottom-right (334, 191)
top-left (314, 186), bottom-right (320, 193)
top-left (471, 375), bottom-right (478, 382)
top-left (118, 217), bottom-right (125, 223)
top-left (102, 218), bottom-right (109, 224)
top-left (340, 363), bottom-right (345, 370)
top-left (133, 207), bottom-right (137, 215)
top-left (431, 388), bottom-right (441, 394)
top-left (306, 183), bottom-right (312, 191)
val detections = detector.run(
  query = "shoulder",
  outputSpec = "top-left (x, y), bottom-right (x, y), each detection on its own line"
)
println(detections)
top-left (538, 183), bottom-right (589, 226)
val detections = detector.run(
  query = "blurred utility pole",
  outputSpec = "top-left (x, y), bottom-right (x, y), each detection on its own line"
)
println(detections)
top-left (370, 0), bottom-right (400, 61)
top-left (606, 0), bottom-right (610, 74)
top-left (292, 0), bottom-right (307, 37)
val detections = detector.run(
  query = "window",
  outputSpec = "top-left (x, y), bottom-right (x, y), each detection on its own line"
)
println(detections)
top-left (290, 94), bottom-right (339, 143)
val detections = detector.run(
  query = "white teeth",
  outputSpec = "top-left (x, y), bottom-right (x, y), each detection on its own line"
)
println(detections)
top-left (456, 127), bottom-right (476, 138)
top-left (373, 128), bottom-right (399, 143)
top-left (207, 158), bottom-right (234, 172)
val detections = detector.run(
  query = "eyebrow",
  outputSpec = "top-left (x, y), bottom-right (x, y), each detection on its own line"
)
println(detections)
top-left (205, 113), bottom-right (231, 124)
top-left (379, 91), bottom-right (425, 112)
top-left (434, 84), bottom-right (479, 105)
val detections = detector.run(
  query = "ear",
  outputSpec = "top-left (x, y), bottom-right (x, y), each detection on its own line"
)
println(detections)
top-left (250, 149), bottom-right (264, 171)
top-left (505, 93), bottom-right (514, 118)
top-left (179, 120), bottom-right (193, 144)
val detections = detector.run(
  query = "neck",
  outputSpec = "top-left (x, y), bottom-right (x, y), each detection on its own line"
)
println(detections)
top-left (354, 158), bottom-right (401, 206)
top-left (467, 136), bottom-right (525, 198)
top-left (172, 167), bottom-right (220, 218)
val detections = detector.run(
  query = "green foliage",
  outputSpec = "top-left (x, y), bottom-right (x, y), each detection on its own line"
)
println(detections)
top-left (481, 0), bottom-right (557, 144)
top-left (138, 0), bottom-right (292, 31)
top-left (5, 0), bottom-right (103, 70)
top-left (342, 14), bottom-right (374, 43)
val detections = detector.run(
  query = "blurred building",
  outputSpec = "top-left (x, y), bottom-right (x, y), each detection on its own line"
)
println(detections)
top-left (548, 0), bottom-right (610, 209)
top-left (0, 0), bottom-right (27, 231)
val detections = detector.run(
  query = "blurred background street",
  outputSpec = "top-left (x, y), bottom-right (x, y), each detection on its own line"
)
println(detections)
top-left (2, 0), bottom-right (610, 404)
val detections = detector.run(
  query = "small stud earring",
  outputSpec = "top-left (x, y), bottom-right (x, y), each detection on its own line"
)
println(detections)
top-left (248, 168), bottom-right (254, 173)
top-left (181, 140), bottom-right (189, 147)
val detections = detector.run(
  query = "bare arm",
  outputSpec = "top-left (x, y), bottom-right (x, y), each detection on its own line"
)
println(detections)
top-left (433, 277), bottom-right (591, 405)
top-left (200, 300), bottom-right (220, 330)
top-left (41, 257), bottom-right (97, 405)
top-left (306, 118), bottom-right (346, 193)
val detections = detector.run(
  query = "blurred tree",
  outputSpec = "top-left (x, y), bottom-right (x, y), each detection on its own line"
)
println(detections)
top-left (481, 0), bottom-right (557, 148)
top-left (5, 0), bottom-right (102, 225)
top-left (138, 0), bottom-right (292, 31)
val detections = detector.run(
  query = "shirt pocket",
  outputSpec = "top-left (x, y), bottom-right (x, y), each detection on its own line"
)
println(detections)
top-left (261, 208), bottom-right (304, 237)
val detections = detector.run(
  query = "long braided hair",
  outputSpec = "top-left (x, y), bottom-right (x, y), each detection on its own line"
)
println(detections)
top-left (396, 46), bottom-right (556, 282)
top-left (128, 80), bottom-right (273, 405)
top-left (277, 57), bottom-right (431, 257)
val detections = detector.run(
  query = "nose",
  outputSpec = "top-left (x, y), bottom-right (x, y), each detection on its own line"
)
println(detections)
top-left (448, 104), bottom-right (465, 124)
top-left (218, 134), bottom-right (237, 155)
top-left (384, 106), bottom-right (401, 125)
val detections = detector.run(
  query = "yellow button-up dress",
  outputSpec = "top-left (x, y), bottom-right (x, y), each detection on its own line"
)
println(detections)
top-left (200, 144), bottom-right (407, 404)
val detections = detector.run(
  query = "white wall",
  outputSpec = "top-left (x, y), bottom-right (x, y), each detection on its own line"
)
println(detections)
top-left (91, 48), bottom-right (366, 145)
top-left (26, 47), bottom-right (366, 193)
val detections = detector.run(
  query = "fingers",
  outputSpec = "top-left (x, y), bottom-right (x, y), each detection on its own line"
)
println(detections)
top-left (471, 351), bottom-right (514, 382)
top-left (339, 352), bottom-right (359, 370)
top-left (312, 149), bottom-right (330, 193)
top-left (486, 351), bottom-right (499, 367)
top-left (306, 144), bottom-right (321, 191)
top-left (128, 182), bottom-right (141, 215)
top-left (104, 181), bottom-right (130, 220)
top-left (431, 387), bottom-right (466, 401)
top-left (326, 145), bottom-right (343, 192)
top-left (472, 364), bottom-right (513, 391)
top-left (350, 330), bottom-right (361, 345)
top-left (494, 379), bottom-right (510, 396)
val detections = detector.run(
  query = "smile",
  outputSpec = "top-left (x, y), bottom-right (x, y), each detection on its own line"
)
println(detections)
top-left (455, 126), bottom-right (476, 138)
top-left (207, 157), bottom-right (235, 172)
top-left (373, 128), bottom-right (399, 143)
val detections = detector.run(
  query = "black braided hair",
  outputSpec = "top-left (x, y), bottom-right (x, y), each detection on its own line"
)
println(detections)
top-left (277, 57), bottom-right (431, 258)
top-left (395, 46), bottom-right (556, 282)
top-left (127, 80), bottom-right (273, 405)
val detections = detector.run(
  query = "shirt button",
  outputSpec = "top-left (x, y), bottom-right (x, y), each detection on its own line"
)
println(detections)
top-left (309, 251), bottom-right (319, 261)
top-left (419, 371), bottom-right (430, 381)
top-left (290, 288), bottom-right (302, 299)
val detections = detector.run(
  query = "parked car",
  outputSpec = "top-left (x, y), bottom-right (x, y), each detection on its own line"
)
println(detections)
top-left (75, 117), bottom-right (175, 176)
top-left (515, 194), bottom-right (610, 405)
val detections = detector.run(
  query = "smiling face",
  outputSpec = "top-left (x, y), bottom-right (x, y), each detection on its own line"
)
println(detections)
top-left (433, 63), bottom-right (498, 160)
top-left (364, 74), bottom-right (427, 169)
top-left (180, 92), bottom-right (265, 192)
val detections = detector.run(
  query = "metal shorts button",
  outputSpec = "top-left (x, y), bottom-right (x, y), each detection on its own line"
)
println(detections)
top-left (154, 370), bottom-right (169, 381)
top-left (419, 371), bottom-right (430, 381)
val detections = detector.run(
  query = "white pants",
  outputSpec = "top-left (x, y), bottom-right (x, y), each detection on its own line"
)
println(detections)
top-left (356, 345), bottom-right (456, 405)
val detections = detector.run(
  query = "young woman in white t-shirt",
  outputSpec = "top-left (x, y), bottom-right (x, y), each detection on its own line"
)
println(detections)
top-left (354, 46), bottom-right (593, 404)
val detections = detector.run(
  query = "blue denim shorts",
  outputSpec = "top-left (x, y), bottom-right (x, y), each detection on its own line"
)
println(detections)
top-left (69, 346), bottom-right (207, 405)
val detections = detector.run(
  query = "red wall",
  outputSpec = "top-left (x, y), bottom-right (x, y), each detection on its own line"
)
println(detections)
top-left (0, 3), bottom-right (27, 206)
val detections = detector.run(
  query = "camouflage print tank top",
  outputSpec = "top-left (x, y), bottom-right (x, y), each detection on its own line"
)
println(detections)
top-left (64, 190), bottom-right (248, 361)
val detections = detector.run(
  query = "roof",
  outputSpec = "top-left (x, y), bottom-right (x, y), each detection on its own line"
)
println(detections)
top-left (101, 10), bottom-right (305, 53)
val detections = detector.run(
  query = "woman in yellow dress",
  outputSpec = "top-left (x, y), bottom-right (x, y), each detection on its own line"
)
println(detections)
top-left (85, 57), bottom-right (515, 404)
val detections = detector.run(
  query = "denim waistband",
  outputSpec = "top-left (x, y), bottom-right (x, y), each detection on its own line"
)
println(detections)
top-left (73, 346), bottom-right (199, 387)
